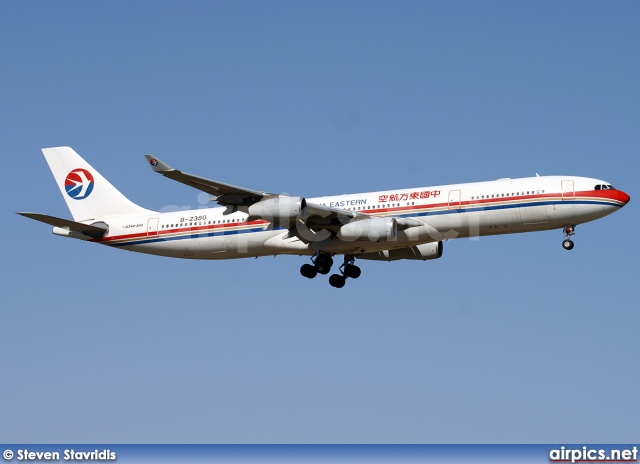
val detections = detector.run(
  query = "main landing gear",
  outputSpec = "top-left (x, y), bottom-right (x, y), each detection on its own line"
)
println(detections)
top-left (562, 225), bottom-right (575, 250)
top-left (300, 252), bottom-right (333, 279)
top-left (328, 256), bottom-right (361, 288)
top-left (300, 253), bottom-right (361, 288)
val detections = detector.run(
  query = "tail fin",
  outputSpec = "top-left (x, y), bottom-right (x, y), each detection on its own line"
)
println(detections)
top-left (42, 146), bottom-right (153, 221)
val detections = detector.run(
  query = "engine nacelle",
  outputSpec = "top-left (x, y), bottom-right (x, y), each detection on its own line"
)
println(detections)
top-left (246, 196), bottom-right (306, 226)
top-left (338, 217), bottom-right (398, 242)
top-left (358, 241), bottom-right (444, 261)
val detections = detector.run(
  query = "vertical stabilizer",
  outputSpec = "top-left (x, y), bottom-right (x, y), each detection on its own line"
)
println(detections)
top-left (42, 146), bottom-right (153, 221)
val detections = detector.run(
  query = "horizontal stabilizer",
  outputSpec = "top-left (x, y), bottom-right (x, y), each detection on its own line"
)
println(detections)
top-left (17, 212), bottom-right (108, 238)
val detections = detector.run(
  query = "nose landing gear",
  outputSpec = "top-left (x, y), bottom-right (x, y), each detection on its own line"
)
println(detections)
top-left (562, 225), bottom-right (575, 250)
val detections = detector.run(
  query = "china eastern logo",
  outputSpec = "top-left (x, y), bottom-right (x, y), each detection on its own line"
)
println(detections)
top-left (65, 168), bottom-right (95, 199)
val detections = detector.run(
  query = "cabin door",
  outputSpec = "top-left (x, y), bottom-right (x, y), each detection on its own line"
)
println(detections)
top-left (448, 190), bottom-right (461, 210)
top-left (561, 180), bottom-right (575, 200)
top-left (147, 218), bottom-right (160, 237)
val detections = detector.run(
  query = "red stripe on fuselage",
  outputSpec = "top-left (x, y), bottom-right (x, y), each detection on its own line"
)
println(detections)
top-left (94, 219), bottom-right (271, 244)
top-left (93, 190), bottom-right (627, 244)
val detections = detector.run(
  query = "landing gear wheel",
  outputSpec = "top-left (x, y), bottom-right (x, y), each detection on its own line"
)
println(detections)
top-left (300, 263), bottom-right (318, 278)
top-left (344, 264), bottom-right (361, 279)
top-left (329, 274), bottom-right (346, 288)
top-left (562, 225), bottom-right (576, 250)
top-left (314, 254), bottom-right (333, 275)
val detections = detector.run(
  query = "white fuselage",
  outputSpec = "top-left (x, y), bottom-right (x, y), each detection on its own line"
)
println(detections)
top-left (58, 175), bottom-right (628, 260)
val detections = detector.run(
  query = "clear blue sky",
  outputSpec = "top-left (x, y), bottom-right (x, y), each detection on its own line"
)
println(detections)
top-left (1, 1), bottom-right (638, 443)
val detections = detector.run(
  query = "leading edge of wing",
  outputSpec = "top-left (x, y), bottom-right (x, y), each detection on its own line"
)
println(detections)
top-left (143, 155), bottom-right (266, 205)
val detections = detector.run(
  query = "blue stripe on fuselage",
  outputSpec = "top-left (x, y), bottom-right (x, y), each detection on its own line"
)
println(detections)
top-left (392, 198), bottom-right (622, 219)
top-left (107, 198), bottom-right (620, 246)
top-left (108, 226), bottom-right (268, 247)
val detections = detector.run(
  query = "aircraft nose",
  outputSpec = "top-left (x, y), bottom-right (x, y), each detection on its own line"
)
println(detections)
top-left (619, 190), bottom-right (631, 205)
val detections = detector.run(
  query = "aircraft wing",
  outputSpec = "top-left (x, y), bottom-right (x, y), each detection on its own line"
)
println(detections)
top-left (144, 155), bottom-right (265, 206)
top-left (143, 156), bottom-right (421, 236)
top-left (17, 212), bottom-right (108, 238)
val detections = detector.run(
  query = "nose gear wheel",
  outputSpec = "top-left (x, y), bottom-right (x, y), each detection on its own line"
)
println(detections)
top-left (562, 225), bottom-right (575, 250)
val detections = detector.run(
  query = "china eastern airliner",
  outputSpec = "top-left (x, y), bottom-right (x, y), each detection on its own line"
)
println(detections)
top-left (19, 147), bottom-right (630, 288)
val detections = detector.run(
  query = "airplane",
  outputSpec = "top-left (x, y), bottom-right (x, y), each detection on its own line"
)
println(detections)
top-left (19, 147), bottom-right (630, 288)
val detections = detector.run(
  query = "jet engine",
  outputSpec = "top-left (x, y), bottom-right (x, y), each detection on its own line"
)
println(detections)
top-left (358, 241), bottom-right (444, 261)
top-left (246, 196), bottom-right (306, 227)
top-left (338, 217), bottom-right (398, 242)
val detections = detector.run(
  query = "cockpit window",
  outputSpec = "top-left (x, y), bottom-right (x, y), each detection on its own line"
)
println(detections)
top-left (595, 184), bottom-right (616, 191)
top-left (595, 185), bottom-right (601, 190)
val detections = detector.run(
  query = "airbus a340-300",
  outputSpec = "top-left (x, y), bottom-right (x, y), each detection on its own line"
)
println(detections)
top-left (19, 147), bottom-right (630, 288)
